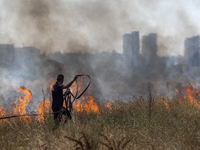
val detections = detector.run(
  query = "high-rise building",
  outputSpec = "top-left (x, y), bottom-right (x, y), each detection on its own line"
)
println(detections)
top-left (184, 36), bottom-right (200, 66)
top-left (123, 31), bottom-right (140, 67)
top-left (141, 33), bottom-right (158, 63)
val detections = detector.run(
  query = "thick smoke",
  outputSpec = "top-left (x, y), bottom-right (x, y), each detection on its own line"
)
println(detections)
top-left (1, 0), bottom-right (200, 105)
top-left (1, 0), bottom-right (200, 54)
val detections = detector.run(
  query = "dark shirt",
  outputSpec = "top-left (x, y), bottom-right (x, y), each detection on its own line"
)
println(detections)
top-left (52, 82), bottom-right (64, 111)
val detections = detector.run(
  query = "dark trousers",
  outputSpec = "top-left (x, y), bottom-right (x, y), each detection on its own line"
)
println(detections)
top-left (52, 107), bottom-right (72, 129)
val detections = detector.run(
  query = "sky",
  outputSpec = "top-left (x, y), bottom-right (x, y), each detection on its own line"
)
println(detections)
top-left (0, 0), bottom-right (200, 56)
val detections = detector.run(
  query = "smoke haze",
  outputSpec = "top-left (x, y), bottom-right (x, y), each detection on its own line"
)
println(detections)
top-left (0, 0), bottom-right (200, 55)
top-left (1, 0), bottom-right (200, 106)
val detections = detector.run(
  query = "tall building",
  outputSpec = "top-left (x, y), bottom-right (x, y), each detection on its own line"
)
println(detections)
top-left (141, 33), bottom-right (158, 63)
top-left (184, 36), bottom-right (200, 66)
top-left (123, 31), bottom-right (140, 67)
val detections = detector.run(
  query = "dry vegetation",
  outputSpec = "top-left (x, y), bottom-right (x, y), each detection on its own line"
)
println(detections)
top-left (0, 96), bottom-right (200, 150)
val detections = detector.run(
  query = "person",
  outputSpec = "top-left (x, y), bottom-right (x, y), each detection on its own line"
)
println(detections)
top-left (52, 74), bottom-right (78, 130)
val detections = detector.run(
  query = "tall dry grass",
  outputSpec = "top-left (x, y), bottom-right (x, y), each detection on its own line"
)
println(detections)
top-left (0, 97), bottom-right (200, 149)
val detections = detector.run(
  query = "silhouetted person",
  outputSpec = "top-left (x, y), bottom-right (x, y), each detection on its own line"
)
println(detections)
top-left (52, 74), bottom-right (78, 130)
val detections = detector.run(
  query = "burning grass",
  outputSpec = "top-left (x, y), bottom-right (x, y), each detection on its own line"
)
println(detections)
top-left (1, 81), bottom-right (200, 149)
top-left (1, 96), bottom-right (200, 149)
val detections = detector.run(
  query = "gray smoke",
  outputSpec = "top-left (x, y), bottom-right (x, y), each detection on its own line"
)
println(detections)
top-left (1, 0), bottom-right (200, 55)
top-left (1, 0), bottom-right (200, 105)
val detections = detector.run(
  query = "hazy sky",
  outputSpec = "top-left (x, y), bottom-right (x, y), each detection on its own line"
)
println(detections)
top-left (0, 0), bottom-right (200, 56)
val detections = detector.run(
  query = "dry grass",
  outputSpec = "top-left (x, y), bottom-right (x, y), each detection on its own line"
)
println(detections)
top-left (99, 133), bottom-right (131, 150)
top-left (64, 132), bottom-right (95, 150)
top-left (0, 97), bottom-right (200, 149)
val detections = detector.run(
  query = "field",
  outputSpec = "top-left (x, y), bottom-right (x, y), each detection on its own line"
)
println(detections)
top-left (0, 96), bottom-right (200, 150)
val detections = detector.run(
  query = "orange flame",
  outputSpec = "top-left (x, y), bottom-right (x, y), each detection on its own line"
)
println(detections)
top-left (49, 78), bottom-right (54, 90)
top-left (70, 76), bottom-right (100, 114)
top-left (0, 105), bottom-right (6, 115)
top-left (184, 86), bottom-right (192, 99)
top-left (37, 100), bottom-right (51, 122)
top-left (183, 86), bottom-right (199, 107)
top-left (37, 79), bottom-right (54, 121)
top-left (73, 94), bottom-right (100, 114)
top-left (105, 101), bottom-right (112, 111)
top-left (104, 101), bottom-right (112, 113)
top-left (161, 99), bottom-right (169, 108)
top-left (0, 105), bottom-right (6, 124)
top-left (1, 77), bottom-right (101, 125)
top-left (12, 86), bottom-right (33, 122)
top-left (176, 86), bottom-right (200, 108)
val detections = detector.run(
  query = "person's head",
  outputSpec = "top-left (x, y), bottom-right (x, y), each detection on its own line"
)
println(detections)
top-left (57, 74), bottom-right (64, 83)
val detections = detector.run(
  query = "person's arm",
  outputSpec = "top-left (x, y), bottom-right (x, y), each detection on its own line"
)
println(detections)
top-left (62, 75), bottom-right (78, 89)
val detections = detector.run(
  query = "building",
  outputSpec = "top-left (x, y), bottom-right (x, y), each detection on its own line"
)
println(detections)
top-left (184, 36), bottom-right (200, 66)
top-left (123, 31), bottom-right (140, 67)
top-left (141, 33), bottom-right (158, 63)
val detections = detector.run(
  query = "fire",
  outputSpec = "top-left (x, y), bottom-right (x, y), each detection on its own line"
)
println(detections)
top-left (70, 76), bottom-right (100, 114)
top-left (72, 93), bottom-right (100, 114)
top-left (183, 86), bottom-right (197, 100)
top-left (11, 78), bottom-right (53, 123)
top-left (0, 105), bottom-right (6, 124)
top-left (37, 78), bottom-right (54, 121)
top-left (0, 105), bottom-right (5, 115)
top-left (37, 100), bottom-right (51, 122)
top-left (175, 85), bottom-right (200, 108)
top-left (161, 99), bottom-right (169, 108)
top-left (49, 78), bottom-right (54, 90)
top-left (12, 86), bottom-right (33, 122)
top-left (0, 77), bottom-right (100, 124)
top-left (161, 100), bottom-right (169, 108)
top-left (183, 86), bottom-right (200, 107)
top-left (84, 95), bottom-right (100, 114)
top-left (104, 101), bottom-right (112, 113)
top-left (105, 101), bottom-right (112, 110)
top-left (73, 94), bottom-right (100, 114)
top-left (70, 76), bottom-right (84, 93)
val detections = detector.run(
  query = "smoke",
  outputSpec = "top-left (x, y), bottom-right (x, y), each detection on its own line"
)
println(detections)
top-left (0, 0), bottom-right (200, 55)
top-left (1, 0), bottom-right (200, 105)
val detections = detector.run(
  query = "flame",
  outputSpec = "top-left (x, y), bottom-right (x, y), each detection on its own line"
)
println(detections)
top-left (73, 94), bottom-right (100, 114)
top-left (0, 105), bottom-right (6, 124)
top-left (175, 86), bottom-right (200, 108)
top-left (49, 78), bottom-right (54, 90)
top-left (69, 76), bottom-right (100, 114)
top-left (37, 79), bottom-right (54, 121)
top-left (70, 76), bottom-right (84, 93)
top-left (183, 86), bottom-right (196, 100)
top-left (84, 95), bottom-right (100, 114)
top-left (1, 77), bottom-right (101, 125)
top-left (11, 78), bottom-right (53, 123)
top-left (161, 99), bottom-right (169, 108)
top-left (37, 100), bottom-right (51, 122)
top-left (12, 86), bottom-right (33, 122)
top-left (104, 101), bottom-right (112, 113)
top-left (5, 78), bottom-right (200, 125)
top-left (0, 105), bottom-right (6, 115)
top-left (105, 101), bottom-right (112, 110)
top-left (183, 86), bottom-right (200, 107)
